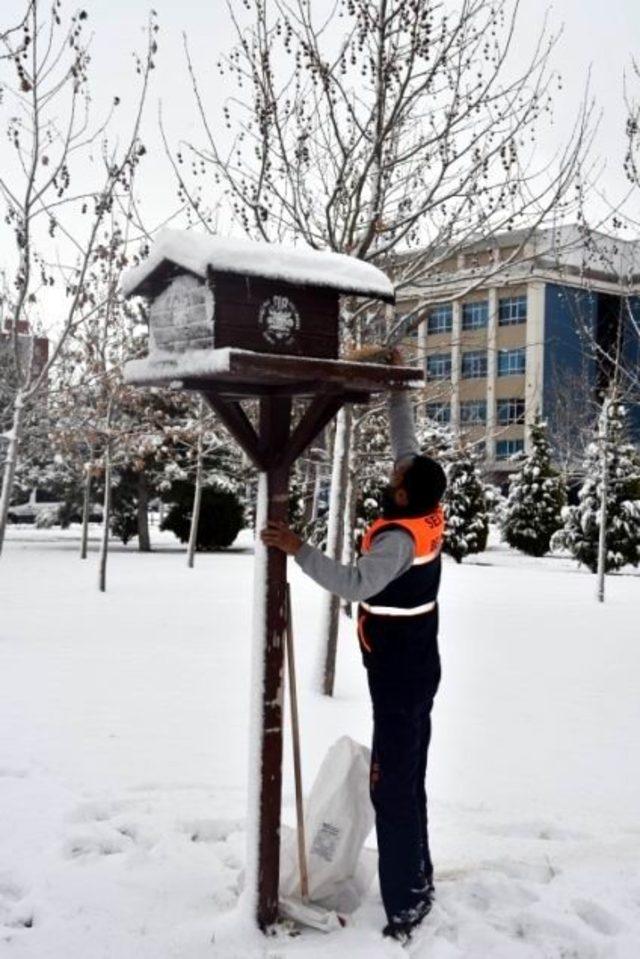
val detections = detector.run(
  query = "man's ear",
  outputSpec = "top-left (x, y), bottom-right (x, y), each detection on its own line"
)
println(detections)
top-left (396, 488), bottom-right (409, 506)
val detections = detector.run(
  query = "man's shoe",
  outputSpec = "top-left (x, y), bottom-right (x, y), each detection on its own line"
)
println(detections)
top-left (382, 892), bottom-right (434, 943)
top-left (382, 921), bottom-right (411, 944)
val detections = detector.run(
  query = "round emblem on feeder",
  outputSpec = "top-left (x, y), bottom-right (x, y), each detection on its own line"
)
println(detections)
top-left (258, 295), bottom-right (301, 347)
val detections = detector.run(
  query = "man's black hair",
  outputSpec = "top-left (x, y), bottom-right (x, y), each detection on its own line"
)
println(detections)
top-left (402, 455), bottom-right (447, 515)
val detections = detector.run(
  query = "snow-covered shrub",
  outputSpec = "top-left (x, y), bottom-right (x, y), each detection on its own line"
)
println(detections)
top-left (549, 526), bottom-right (569, 555)
top-left (161, 481), bottom-right (244, 550)
top-left (501, 420), bottom-right (566, 557)
top-left (35, 507), bottom-right (58, 529)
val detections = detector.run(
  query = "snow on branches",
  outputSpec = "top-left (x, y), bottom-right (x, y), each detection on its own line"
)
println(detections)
top-left (502, 419), bottom-right (566, 557)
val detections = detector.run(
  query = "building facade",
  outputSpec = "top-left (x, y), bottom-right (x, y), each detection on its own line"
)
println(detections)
top-left (0, 320), bottom-right (49, 464)
top-left (397, 227), bottom-right (640, 479)
top-left (0, 320), bottom-right (49, 385)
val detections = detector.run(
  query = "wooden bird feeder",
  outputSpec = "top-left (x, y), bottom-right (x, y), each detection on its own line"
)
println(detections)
top-left (122, 229), bottom-right (422, 931)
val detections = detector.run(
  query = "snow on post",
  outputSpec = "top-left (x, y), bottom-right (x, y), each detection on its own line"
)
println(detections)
top-left (240, 471), bottom-right (269, 926)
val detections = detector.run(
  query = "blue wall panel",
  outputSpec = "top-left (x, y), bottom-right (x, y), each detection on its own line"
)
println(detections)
top-left (623, 296), bottom-right (640, 440)
top-left (543, 283), bottom-right (597, 417)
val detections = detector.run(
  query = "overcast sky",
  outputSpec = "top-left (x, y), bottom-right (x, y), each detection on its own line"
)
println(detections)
top-left (3, 0), bottom-right (640, 231)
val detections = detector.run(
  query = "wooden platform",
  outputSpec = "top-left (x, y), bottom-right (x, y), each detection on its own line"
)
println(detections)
top-left (124, 347), bottom-right (422, 399)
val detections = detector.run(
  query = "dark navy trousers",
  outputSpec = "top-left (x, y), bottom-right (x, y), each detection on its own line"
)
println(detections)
top-left (358, 606), bottom-right (441, 924)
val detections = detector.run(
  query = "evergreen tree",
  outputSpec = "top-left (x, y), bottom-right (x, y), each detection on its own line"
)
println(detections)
top-left (416, 416), bottom-right (454, 463)
top-left (501, 419), bottom-right (566, 557)
top-left (353, 407), bottom-right (393, 541)
top-left (442, 445), bottom-right (489, 563)
top-left (562, 402), bottom-right (640, 573)
top-left (485, 483), bottom-right (507, 528)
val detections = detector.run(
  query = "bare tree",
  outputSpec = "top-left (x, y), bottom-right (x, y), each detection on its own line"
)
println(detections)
top-left (183, 397), bottom-right (239, 569)
top-left (0, 0), bottom-right (157, 557)
top-left (545, 359), bottom-right (598, 485)
top-left (171, 0), bottom-right (591, 693)
top-left (186, 398), bottom-right (206, 569)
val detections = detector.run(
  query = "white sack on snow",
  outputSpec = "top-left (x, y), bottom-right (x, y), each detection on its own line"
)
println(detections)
top-left (279, 735), bottom-right (376, 915)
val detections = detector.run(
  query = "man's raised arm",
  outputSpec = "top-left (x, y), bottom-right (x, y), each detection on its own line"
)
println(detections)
top-left (388, 348), bottom-right (420, 467)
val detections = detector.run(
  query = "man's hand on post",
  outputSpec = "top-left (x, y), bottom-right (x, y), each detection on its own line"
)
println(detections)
top-left (260, 520), bottom-right (304, 556)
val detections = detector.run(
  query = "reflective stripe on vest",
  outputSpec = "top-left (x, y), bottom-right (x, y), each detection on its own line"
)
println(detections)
top-left (361, 506), bottom-right (445, 565)
top-left (359, 507), bottom-right (445, 616)
top-left (360, 599), bottom-right (436, 617)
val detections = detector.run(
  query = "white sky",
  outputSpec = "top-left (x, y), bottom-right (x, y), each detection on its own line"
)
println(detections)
top-left (93, 0), bottom-right (640, 224)
top-left (2, 0), bottom-right (640, 237)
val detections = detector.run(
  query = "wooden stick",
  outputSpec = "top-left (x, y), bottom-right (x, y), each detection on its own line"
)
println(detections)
top-left (285, 583), bottom-right (310, 902)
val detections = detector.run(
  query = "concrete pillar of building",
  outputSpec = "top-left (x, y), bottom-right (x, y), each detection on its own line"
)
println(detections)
top-left (525, 281), bottom-right (546, 450)
top-left (450, 300), bottom-right (462, 435)
top-left (416, 318), bottom-right (429, 426)
top-left (486, 288), bottom-right (498, 463)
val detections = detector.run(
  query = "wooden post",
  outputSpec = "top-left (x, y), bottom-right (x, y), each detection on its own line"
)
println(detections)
top-left (196, 388), bottom-right (370, 929)
top-left (256, 395), bottom-right (292, 930)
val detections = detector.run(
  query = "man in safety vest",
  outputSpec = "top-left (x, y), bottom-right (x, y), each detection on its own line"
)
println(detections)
top-left (261, 350), bottom-right (446, 942)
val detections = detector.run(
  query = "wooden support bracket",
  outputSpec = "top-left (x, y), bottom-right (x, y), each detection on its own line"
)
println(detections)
top-left (278, 390), bottom-right (370, 471)
top-left (202, 391), bottom-right (266, 469)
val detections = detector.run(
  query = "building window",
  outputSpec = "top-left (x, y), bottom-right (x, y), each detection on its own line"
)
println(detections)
top-left (496, 438), bottom-right (525, 460)
top-left (498, 295), bottom-right (527, 325)
top-left (426, 402), bottom-right (451, 424)
top-left (426, 353), bottom-right (452, 380)
top-left (461, 301), bottom-right (489, 330)
top-left (497, 398), bottom-right (525, 425)
top-left (461, 350), bottom-right (487, 379)
top-left (427, 304), bottom-right (453, 335)
top-left (460, 400), bottom-right (487, 424)
top-left (497, 347), bottom-right (526, 376)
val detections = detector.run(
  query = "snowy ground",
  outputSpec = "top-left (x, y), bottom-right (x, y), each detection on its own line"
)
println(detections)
top-left (1, 525), bottom-right (639, 958)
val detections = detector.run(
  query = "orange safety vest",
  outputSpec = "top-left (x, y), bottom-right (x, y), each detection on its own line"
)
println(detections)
top-left (356, 507), bottom-right (445, 650)
top-left (361, 506), bottom-right (445, 566)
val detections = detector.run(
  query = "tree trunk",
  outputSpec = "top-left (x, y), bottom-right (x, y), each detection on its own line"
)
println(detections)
top-left (596, 398), bottom-right (610, 603)
top-left (310, 465), bottom-right (321, 523)
top-left (80, 465), bottom-right (92, 560)
top-left (0, 393), bottom-right (25, 559)
top-left (99, 437), bottom-right (112, 593)
top-left (301, 455), bottom-right (314, 525)
top-left (187, 419), bottom-right (205, 569)
top-left (340, 437), bottom-right (358, 619)
top-left (137, 470), bottom-right (151, 552)
top-left (319, 406), bottom-right (352, 697)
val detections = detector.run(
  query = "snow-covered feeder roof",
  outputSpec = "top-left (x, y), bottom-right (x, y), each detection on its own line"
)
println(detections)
top-left (121, 229), bottom-right (395, 303)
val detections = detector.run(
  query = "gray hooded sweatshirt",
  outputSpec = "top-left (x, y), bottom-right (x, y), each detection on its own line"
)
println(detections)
top-left (294, 392), bottom-right (420, 602)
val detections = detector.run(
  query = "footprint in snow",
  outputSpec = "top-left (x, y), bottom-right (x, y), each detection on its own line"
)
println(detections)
top-left (67, 798), bottom-right (132, 823)
top-left (509, 909), bottom-right (599, 958)
top-left (482, 858), bottom-right (558, 885)
top-left (573, 898), bottom-right (625, 936)
top-left (0, 879), bottom-right (34, 935)
top-left (483, 820), bottom-right (588, 842)
top-left (64, 825), bottom-right (133, 859)
top-left (0, 879), bottom-right (23, 905)
top-left (181, 818), bottom-right (244, 843)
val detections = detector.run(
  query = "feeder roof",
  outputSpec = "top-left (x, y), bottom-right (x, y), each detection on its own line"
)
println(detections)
top-left (121, 229), bottom-right (395, 303)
